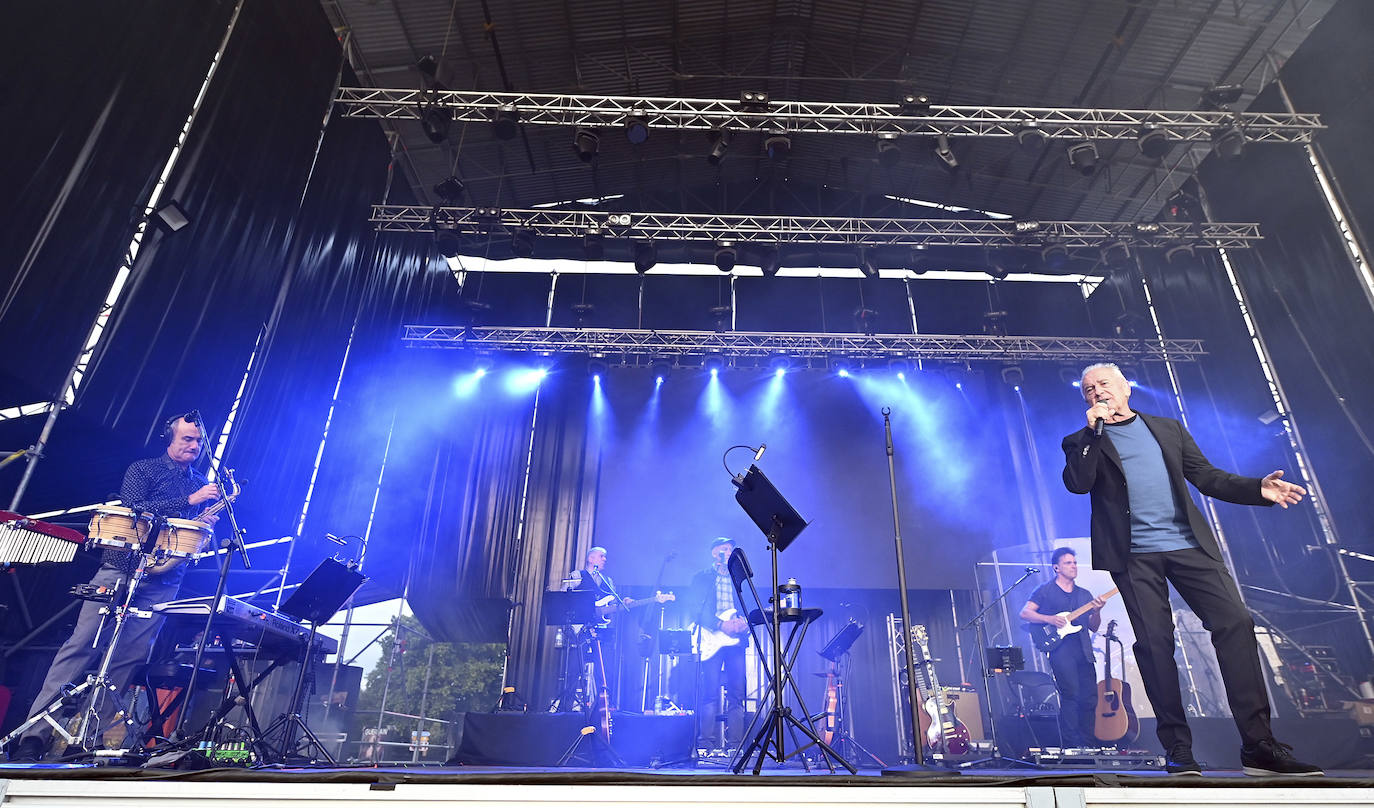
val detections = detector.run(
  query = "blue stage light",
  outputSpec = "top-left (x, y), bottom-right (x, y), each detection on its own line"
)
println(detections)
top-left (838, 368), bottom-right (850, 378)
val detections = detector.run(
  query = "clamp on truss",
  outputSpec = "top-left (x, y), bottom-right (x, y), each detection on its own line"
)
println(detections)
top-left (402, 325), bottom-right (1205, 364)
top-left (337, 88), bottom-right (1321, 142)
top-left (375, 205), bottom-right (1260, 249)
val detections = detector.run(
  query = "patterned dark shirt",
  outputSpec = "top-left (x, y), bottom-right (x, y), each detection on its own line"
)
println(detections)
top-left (101, 454), bottom-right (211, 573)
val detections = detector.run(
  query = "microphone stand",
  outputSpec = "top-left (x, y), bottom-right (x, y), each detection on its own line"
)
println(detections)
top-left (170, 410), bottom-right (253, 742)
top-left (956, 566), bottom-right (1040, 769)
top-left (879, 408), bottom-right (939, 775)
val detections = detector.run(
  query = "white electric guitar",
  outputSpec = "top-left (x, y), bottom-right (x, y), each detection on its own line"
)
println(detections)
top-left (692, 608), bottom-right (748, 661)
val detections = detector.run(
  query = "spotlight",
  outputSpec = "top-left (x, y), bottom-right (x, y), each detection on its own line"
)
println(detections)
top-left (988, 261), bottom-right (1010, 281)
top-left (704, 353), bottom-right (726, 376)
top-left (420, 104), bottom-right (452, 144)
top-left (434, 227), bottom-right (462, 258)
top-left (708, 304), bottom-right (732, 332)
top-left (1212, 123), bottom-right (1246, 161)
top-left (474, 353), bottom-right (495, 374)
top-left (624, 108), bottom-right (650, 144)
top-left (739, 90), bottom-right (770, 110)
top-left (768, 354), bottom-right (791, 376)
top-left (1014, 121), bottom-right (1048, 151)
top-left (714, 242), bottom-right (737, 273)
top-left (511, 229), bottom-right (536, 258)
top-left (1001, 365), bottom-right (1025, 386)
top-left (152, 201), bottom-right (191, 233)
top-left (416, 55), bottom-right (439, 79)
top-left (1041, 242), bottom-right (1069, 270)
top-left (859, 250), bottom-right (880, 278)
top-left (1101, 240), bottom-right (1131, 265)
top-left (1133, 222), bottom-right (1161, 236)
top-left (876, 132), bottom-right (901, 167)
top-left (1066, 141), bottom-right (1098, 176)
top-left (587, 356), bottom-right (609, 378)
top-left (650, 357), bottom-right (672, 384)
top-left (759, 246), bottom-right (781, 277)
top-left (1136, 124), bottom-right (1172, 159)
top-left (572, 128), bottom-right (600, 162)
top-left (830, 355), bottom-right (854, 378)
top-left (633, 241), bottom-right (656, 274)
top-left (934, 134), bottom-right (958, 171)
top-left (606, 213), bottom-right (633, 228)
top-left (889, 356), bottom-right (912, 376)
top-left (1014, 220), bottom-right (1041, 235)
top-left (433, 175), bottom-right (465, 202)
top-left (707, 131), bottom-right (730, 165)
top-left (474, 206), bottom-right (503, 221)
top-left (571, 302), bottom-right (595, 326)
top-left (491, 103), bottom-right (520, 140)
top-left (897, 90), bottom-right (932, 114)
top-left (764, 132), bottom-right (791, 160)
top-left (1201, 83), bottom-right (1244, 111)
top-left (582, 229), bottom-right (605, 260)
top-left (1165, 242), bottom-right (1197, 264)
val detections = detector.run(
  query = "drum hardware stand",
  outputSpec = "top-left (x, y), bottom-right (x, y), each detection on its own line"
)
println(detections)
top-left (0, 549), bottom-right (155, 756)
top-left (259, 557), bottom-right (366, 765)
top-left (956, 567), bottom-right (1039, 770)
top-left (727, 457), bottom-right (854, 775)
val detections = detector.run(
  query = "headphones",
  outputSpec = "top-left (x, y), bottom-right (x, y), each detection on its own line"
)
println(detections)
top-left (160, 412), bottom-right (196, 444)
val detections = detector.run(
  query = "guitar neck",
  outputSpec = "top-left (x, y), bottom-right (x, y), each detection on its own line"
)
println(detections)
top-left (1064, 586), bottom-right (1118, 621)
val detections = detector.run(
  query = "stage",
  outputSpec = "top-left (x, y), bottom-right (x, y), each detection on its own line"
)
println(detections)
top-left (2, 763), bottom-right (1374, 808)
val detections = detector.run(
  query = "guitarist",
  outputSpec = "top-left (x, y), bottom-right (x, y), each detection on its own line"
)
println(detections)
top-left (689, 537), bottom-right (748, 750)
top-left (9, 413), bottom-right (219, 761)
top-left (1020, 548), bottom-right (1108, 747)
top-left (570, 546), bottom-right (625, 708)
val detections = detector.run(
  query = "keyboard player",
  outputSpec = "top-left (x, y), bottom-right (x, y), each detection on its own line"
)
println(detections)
top-left (7, 414), bottom-right (219, 761)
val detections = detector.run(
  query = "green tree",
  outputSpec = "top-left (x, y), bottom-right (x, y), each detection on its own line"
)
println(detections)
top-left (351, 615), bottom-right (504, 758)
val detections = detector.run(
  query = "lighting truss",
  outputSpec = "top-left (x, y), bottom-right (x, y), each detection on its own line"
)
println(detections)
top-left (337, 88), bottom-right (1322, 143)
top-left (402, 325), bottom-right (1204, 363)
top-left (382, 205), bottom-right (1259, 249)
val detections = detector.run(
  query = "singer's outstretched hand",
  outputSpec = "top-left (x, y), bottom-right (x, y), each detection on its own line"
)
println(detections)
top-left (1261, 470), bottom-right (1306, 508)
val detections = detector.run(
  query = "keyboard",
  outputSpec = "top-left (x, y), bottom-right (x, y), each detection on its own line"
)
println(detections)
top-left (153, 594), bottom-right (339, 655)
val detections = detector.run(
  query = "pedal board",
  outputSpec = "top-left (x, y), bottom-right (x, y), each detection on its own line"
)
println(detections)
top-left (1029, 746), bottom-right (1164, 769)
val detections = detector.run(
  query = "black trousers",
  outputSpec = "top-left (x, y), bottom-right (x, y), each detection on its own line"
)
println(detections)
top-left (1047, 643), bottom-right (1097, 746)
top-left (1111, 547), bottom-right (1271, 751)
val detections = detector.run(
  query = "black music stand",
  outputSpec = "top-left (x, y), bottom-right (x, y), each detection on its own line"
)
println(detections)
top-left (543, 590), bottom-right (596, 713)
top-left (259, 557), bottom-right (365, 765)
top-left (815, 620), bottom-right (885, 768)
top-left (730, 465), bottom-right (852, 774)
top-left (544, 590), bottom-right (623, 766)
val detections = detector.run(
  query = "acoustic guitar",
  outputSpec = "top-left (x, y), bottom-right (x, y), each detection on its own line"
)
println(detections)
top-left (1093, 619), bottom-right (1139, 745)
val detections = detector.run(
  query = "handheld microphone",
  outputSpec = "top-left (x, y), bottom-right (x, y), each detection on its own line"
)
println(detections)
top-left (324, 532), bottom-right (347, 545)
top-left (1094, 417), bottom-right (1105, 437)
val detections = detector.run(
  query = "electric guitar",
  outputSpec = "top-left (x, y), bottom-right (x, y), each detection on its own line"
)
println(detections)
top-left (1024, 587), bottom-right (1119, 652)
top-left (692, 608), bottom-right (747, 661)
top-left (911, 624), bottom-right (971, 755)
top-left (1093, 619), bottom-right (1139, 745)
top-left (573, 591), bottom-right (674, 635)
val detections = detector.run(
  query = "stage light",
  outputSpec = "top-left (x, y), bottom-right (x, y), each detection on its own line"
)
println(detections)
top-left (859, 250), bottom-right (880, 278)
top-left (420, 105), bottom-right (451, 144)
top-left (759, 246), bottom-right (780, 277)
top-left (739, 90), bottom-right (770, 110)
top-left (1133, 222), bottom-right (1161, 236)
top-left (511, 229), bottom-right (536, 258)
top-left (714, 242), bottom-right (737, 273)
top-left (1014, 220), bottom-right (1041, 234)
top-left (1001, 365), bottom-right (1025, 386)
top-left (633, 241), bottom-right (657, 274)
top-left (624, 107), bottom-right (650, 144)
top-left (1014, 121), bottom-right (1048, 151)
top-left (434, 227), bottom-right (463, 258)
top-left (876, 133), bottom-right (901, 167)
top-left (764, 132), bottom-right (791, 160)
top-left (898, 91), bottom-right (932, 114)
top-left (768, 354), bottom-right (791, 376)
top-left (571, 302), bottom-right (595, 326)
top-left (491, 104), bottom-right (520, 140)
top-left (1201, 84), bottom-right (1244, 111)
top-left (474, 354), bottom-right (495, 375)
top-left (704, 353), bottom-right (726, 376)
top-left (1101, 240), bottom-right (1131, 265)
top-left (153, 201), bottom-right (191, 233)
top-left (433, 176), bottom-right (465, 202)
top-left (587, 356), bottom-right (609, 378)
top-left (707, 131), bottom-right (730, 166)
top-left (1212, 123), bottom-right (1247, 161)
top-left (1136, 124), bottom-right (1172, 159)
top-left (583, 228), bottom-right (605, 260)
top-left (1165, 242), bottom-right (1197, 264)
top-left (650, 357), bottom-right (671, 384)
top-left (572, 128), bottom-right (600, 162)
top-left (606, 213), bottom-right (632, 228)
top-left (830, 355), bottom-right (854, 378)
top-left (1067, 141), bottom-right (1098, 176)
top-left (988, 261), bottom-right (1010, 281)
top-left (1041, 241), bottom-right (1069, 270)
top-left (934, 134), bottom-right (958, 171)
top-left (416, 55), bottom-right (439, 78)
top-left (889, 356), bottom-right (911, 377)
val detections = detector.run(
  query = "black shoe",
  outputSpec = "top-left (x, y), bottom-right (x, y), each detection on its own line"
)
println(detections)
top-left (1165, 745), bottom-right (1203, 775)
top-left (7, 736), bottom-right (45, 763)
top-left (1240, 738), bottom-right (1323, 777)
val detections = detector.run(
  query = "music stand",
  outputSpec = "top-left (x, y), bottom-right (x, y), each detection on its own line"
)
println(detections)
top-left (543, 590), bottom-right (623, 766)
top-left (730, 465), bottom-right (852, 774)
top-left (260, 557), bottom-right (365, 765)
top-left (544, 590), bottom-right (596, 713)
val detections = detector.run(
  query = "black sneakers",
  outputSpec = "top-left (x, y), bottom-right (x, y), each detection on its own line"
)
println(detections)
top-left (1165, 745), bottom-right (1203, 775)
top-left (1241, 738), bottom-right (1323, 777)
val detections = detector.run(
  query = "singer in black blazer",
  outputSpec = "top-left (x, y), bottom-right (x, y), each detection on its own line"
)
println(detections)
top-left (1061, 409), bottom-right (1282, 757)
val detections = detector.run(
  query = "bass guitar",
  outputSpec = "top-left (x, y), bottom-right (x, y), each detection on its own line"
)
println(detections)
top-left (911, 624), bottom-right (970, 755)
top-left (1093, 619), bottom-right (1139, 746)
top-left (1024, 587), bottom-right (1118, 652)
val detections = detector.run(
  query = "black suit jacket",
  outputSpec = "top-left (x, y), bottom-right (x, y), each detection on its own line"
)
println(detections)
top-left (1061, 412), bottom-right (1270, 573)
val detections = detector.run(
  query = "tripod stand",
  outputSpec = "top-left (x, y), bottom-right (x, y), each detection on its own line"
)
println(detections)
top-left (816, 621), bottom-right (885, 767)
top-left (957, 566), bottom-right (1039, 770)
top-left (259, 557), bottom-right (365, 765)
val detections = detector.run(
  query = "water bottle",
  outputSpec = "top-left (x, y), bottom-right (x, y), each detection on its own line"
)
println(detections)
top-left (779, 577), bottom-right (802, 615)
top-left (554, 626), bottom-right (565, 648)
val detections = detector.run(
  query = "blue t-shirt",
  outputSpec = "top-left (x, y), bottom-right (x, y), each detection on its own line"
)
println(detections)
top-left (1105, 415), bottom-right (1199, 554)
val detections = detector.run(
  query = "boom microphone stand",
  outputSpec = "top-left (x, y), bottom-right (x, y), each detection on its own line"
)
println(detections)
top-left (957, 566), bottom-right (1039, 769)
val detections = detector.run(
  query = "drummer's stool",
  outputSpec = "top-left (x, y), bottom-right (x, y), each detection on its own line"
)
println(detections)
top-left (133, 662), bottom-right (215, 745)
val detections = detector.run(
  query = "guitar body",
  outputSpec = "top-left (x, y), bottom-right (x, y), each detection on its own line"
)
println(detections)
top-left (692, 608), bottom-right (744, 661)
top-left (1026, 617), bottom-right (1084, 653)
top-left (910, 625), bottom-right (971, 756)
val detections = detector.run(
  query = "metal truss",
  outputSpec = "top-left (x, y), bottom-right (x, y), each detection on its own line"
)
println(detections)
top-left (402, 325), bottom-right (1205, 363)
top-left (337, 88), bottom-right (1322, 142)
top-left (376, 205), bottom-right (1259, 249)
